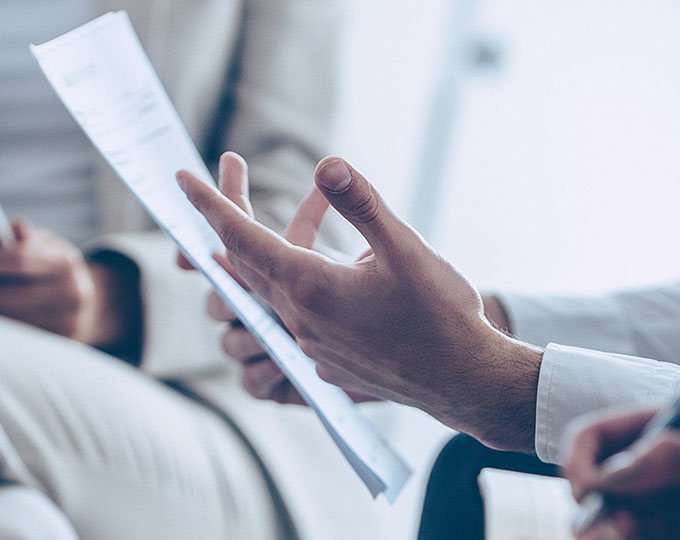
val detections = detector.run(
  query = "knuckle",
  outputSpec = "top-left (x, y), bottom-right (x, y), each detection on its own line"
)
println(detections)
top-left (218, 215), bottom-right (255, 260)
top-left (216, 220), bottom-right (240, 254)
top-left (296, 338), bottom-right (316, 358)
top-left (347, 187), bottom-right (380, 224)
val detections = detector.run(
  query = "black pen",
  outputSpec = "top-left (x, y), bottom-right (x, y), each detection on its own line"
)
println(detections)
top-left (572, 395), bottom-right (680, 536)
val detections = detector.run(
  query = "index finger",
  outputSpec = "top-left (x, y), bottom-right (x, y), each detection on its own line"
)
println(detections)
top-left (176, 170), bottom-right (303, 282)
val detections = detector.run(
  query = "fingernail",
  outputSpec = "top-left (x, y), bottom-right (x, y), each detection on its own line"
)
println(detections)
top-left (318, 159), bottom-right (352, 192)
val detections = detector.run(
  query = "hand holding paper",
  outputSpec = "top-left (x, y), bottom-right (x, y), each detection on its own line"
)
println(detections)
top-left (196, 152), bottom-right (376, 405)
top-left (177, 155), bottom-right (467, 404)
top-left (31, 11), bottom-right (410, 501)
top-left (178, 154), bottom-right (544, 455)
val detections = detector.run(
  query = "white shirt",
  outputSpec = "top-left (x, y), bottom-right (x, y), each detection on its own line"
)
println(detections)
top-left (0, 0), bottom-right (99, 246)
top-left (499, 283), bottom-right (680, 463)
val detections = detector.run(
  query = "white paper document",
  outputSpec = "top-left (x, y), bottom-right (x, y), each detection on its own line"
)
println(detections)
top-left (31, 11), bottom-right (411, 502)
top-left (479, 469), bottom-right (577, 540)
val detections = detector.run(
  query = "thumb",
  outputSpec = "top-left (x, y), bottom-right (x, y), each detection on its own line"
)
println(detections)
top-left (315, 157), bottom-right (407, 255)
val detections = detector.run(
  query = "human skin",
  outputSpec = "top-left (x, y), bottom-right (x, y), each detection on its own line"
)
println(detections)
top-left (564, 407), bottom-right (680, 540)
top-left (177, 152), bottom-right (542, 453)
top-left (0, 220), bottom-right (140, 350)
top-left (204, 275), bottom-right (509, 405)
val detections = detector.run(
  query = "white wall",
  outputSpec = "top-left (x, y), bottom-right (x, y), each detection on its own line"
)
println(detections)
top-left (334, 0), bottom-right (451, 216)
top-left (335, 0), bottom-right (680, 294)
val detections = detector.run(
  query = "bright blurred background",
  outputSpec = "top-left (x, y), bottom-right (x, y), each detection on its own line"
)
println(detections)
top-left (336, 0), bottom-right (680, 294)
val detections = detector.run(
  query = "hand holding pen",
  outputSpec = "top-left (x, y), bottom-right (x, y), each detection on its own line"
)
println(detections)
top-left (564, 397), bottom-right (680, 540)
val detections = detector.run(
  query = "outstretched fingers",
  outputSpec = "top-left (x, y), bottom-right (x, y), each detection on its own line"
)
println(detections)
top-left (177, 169), bottom-right (302, 288)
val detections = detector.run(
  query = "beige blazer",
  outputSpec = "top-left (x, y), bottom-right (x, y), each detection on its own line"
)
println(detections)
top-left (84, 4), bottom-right (415, 539)
top-left (96, 0), bottom-right (346, 237)
top-left (89, 0), bottom-right (353, 374)
top-left (82, 3), bottom-right (441, 538)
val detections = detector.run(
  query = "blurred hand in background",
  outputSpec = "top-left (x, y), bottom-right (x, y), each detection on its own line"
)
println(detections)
top-left (0, 219), bottom-right (139, 351)
top-left (564, 407), bottom-right (680, 540)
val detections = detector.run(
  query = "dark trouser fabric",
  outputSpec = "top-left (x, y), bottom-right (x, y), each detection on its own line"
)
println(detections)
top-left (417, 434), bottom-right (560, 540)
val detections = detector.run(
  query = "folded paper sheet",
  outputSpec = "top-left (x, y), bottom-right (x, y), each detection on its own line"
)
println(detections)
top-left (31, 11), bottom-right (411, 502)
top-left (479, 468), bottom-right (577, 540)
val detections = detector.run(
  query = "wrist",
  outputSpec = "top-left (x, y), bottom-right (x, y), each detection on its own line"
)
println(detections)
top-left (478, 327), bottom-right (543, 453)
top-left (434, 317), bottom-right (543, 454)
top-left (85, 253), bottom-right (142, 359)
top-left (86, 263), bottom-right (123, 347)
top-left (498, 334), bottom-right (543, 452)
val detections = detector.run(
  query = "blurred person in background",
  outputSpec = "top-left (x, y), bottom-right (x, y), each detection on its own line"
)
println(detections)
top-left (0, 1), bottom-right (353, 538)
top-left (564, 406), bottom-right (680, 540)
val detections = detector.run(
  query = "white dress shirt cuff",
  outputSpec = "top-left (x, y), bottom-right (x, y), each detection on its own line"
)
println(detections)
top-left (535, 343), bottom-right (680, 464)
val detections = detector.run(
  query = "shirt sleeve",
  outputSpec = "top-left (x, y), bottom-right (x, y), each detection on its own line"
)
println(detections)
top-left (87, 231), bottom-right (225, 377)
top-left (497, 282), bottom-right (680, 364)
top-left (535, 343), bottom-right (680, 464)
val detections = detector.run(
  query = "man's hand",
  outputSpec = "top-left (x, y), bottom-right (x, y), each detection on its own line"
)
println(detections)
top-left (177, 154), bottom-right (543, 452)
top-left (0, 220), bottom-right (139, 350)
top-left (196, 152), bottom-right (325, 404)
top-left (564, 408), bottom-right (680, 540)
top-left (184, 153), bottom-right (373, 404)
